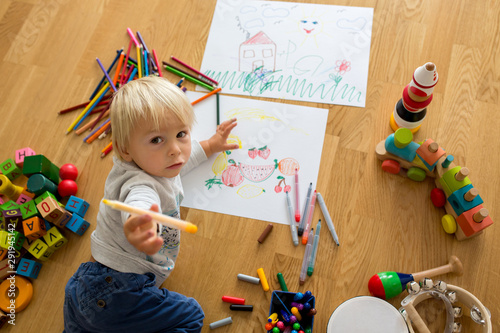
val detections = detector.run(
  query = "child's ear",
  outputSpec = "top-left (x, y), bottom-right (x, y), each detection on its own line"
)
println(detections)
top-left (118, 144), bottom-right (133, 162)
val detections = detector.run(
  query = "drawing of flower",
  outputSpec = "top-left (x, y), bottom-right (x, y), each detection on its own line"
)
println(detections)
top-left (335, 59), bottom-right (351, 75)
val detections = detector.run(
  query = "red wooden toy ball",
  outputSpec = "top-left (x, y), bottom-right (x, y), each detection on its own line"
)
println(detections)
top-left (59, 163), bottom-right (78, 180)
top-left (58, 179), bottom-right (78, 197)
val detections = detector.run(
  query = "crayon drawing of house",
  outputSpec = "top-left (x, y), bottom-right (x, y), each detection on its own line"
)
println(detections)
top-left (239, 31), bottom-right (276, 72)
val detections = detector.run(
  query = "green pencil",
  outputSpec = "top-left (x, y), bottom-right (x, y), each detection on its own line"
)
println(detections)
top-left (163, 64), bottom-right (214, 91)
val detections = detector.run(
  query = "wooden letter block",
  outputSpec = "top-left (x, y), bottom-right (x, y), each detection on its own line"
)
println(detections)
top-left (15, 193), bottom-right (33, 205)
top-left (34, 191), bottom-right (57, 205)
top-left (39, 248), bottom-right (54, 261)
top-left (37, 197), bottom-right (64, 223)
top-left (43, 227), bottom-right (68, 250)
top-left (65, 214), bottom-right (90, 236)
top-left (20, 200), bottom-right (38, 220)
top-left (8, 231), bottom-right (26, 251)
top-left (16, 258), bottom-right (42, 279)
top-left (53, 210), bottom-right (72, 228)
top-left (2, 208), bottom-right (22, 229)
top-left (0, 259), bottom-right (12, 280)
top-left (15, 147), bottom-right (36, 168)
top-left (65, 195), bottom-right (89, 217)
top-left (0, 249), bottom-right (6, 261)
top-left (0, 158), bottom-right (22, 181)
top-left (0, 232), bottom-right (9, 250)
top-left (23, 216), bottom-right (47, 241)
top-left (27, 239), bottom-right (49, 259)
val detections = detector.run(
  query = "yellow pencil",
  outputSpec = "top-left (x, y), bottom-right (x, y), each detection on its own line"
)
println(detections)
top-left (102, 199), bottom-right (198, 234)
top-left (137, 45), bottom-right (142, 78)
top-left (66, 82), bottom-right (109, 134)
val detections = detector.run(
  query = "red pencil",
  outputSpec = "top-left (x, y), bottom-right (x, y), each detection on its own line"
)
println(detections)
top-left (171, 55), bottom-right (218, 85)
top-left (152, 49), bottom-right (162, 77)
top-left (59, 97), bottom-right (111, 114)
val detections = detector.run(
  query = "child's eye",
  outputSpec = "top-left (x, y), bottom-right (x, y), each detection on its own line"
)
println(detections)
top-left (177, 131), bottom-right (187, 138)
top-left (150, 137), bottom-right (164, 144)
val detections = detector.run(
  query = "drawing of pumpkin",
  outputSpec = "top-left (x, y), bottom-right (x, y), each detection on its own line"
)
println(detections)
top-left (278, 158), bottom-right (300, 176)
top-left (221, 159), bottom-right (244, 187)
top-left (238, 159), bottom-right (278, 182)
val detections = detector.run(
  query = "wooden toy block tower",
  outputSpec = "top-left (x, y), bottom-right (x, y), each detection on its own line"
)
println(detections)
top-left (390, 63), bottom-right (438, 133)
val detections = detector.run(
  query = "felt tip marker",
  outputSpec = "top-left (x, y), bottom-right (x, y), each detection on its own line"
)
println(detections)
top-left (295, 169), bottom-right (300, 222)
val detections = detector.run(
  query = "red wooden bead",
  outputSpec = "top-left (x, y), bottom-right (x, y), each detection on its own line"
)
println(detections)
top-left (58, 179), bottom-right (78, 197)
top-left (59, 163), bottom-right (78, 181)
top-left (430, 188), bottom-right (446, 207)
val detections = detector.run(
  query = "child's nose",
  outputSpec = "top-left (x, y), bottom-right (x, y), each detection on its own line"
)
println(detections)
top-left (168, 143), bottom-right (181, 156)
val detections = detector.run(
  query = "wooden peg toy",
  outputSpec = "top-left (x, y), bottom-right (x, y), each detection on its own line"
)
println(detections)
top-left (0, 174), bottom-right (24, 201)
top-left (368, 256), bottom-right (463, 300)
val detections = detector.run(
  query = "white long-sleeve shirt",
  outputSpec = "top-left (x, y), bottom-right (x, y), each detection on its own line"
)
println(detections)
top-left (91, 140), bottom-right (207, 287)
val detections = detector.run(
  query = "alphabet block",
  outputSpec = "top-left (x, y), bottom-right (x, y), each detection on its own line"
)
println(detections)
top-left (53, 210), bottom-right (72, 228)
top-left (0, 249), bottom-right (6, 261)
top-left (37, 197), bottom-right (65, 223)
top-left (0, 232), bottom-right (9, 250)
top-left (2, 208), bottom-right (22, 229)
top-left (20, 199), bottom-right (38, 220)
top-left (65, 195), bottom-right (89, 217)
top-left (0, 259), bottom-right (12, 280)
top-left (15, 193), bottom-right (33, 205)
top-left (438, 166), bottom-right (472, 197)
top-left (39, 247), bottom-right (54, 261)
top-left (28, 238), bottom-right (49, 260)
top-left (65, 214), bottom-right (90, 236)
top-left (43, 227), bottom-right (68, 250)
top-left (0, 158), bottom-right (22, 181)
top-left (23, 216), bottom-right (47, 241)
top-left (34, 191), bottom-right (57, 205)
top-left (8, 231), bottom-right (25, 251)
top-left (17, 258), bottom-right (42, 279)
top-left (15, 147), bottom-right (36, 168)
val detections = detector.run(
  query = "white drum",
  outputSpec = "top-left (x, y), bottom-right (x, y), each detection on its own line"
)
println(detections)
top-left (327, 296), bottom-right (409, 333)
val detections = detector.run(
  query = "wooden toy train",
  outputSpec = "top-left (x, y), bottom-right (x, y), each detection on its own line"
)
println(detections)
top-left (375, 128), bottom-right (494, 240)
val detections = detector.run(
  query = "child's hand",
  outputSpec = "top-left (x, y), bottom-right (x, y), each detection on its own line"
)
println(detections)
top-left (201, 118), bottom-right (239, 158)
top-left (123, 204), bottom-right (163, 255)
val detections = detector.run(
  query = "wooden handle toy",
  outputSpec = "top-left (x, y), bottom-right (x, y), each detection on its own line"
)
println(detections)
top-left (368, 256), bottom-right (463, 300)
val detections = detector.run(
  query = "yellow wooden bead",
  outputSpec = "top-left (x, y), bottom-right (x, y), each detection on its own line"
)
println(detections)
top-left (442, 214), bottom-right (457, 234)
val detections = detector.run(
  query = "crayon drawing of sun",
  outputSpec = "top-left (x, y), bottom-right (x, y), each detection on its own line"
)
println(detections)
top-left (296, 9), bottom-right (332, 47)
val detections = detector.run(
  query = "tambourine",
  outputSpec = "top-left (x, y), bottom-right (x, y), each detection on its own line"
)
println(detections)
top-left (400, 279), bottom-right (492, 333)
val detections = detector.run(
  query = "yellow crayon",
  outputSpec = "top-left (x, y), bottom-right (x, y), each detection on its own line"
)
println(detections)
top-left (257, 268), bottom-right (269, 291)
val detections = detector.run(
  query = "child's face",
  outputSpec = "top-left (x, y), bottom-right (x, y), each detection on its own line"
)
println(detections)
top-left (121, 112), bottom-right (192, 178)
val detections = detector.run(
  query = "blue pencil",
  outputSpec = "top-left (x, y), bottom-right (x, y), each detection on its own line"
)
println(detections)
top-left (74, 86), bottom-right (111, 130)
top-left (127, 67), bottom-right (138, 83)
top-left (143, 49), bottom-right (149, 77)
top-left (84, 118), bottom-right (110, 142)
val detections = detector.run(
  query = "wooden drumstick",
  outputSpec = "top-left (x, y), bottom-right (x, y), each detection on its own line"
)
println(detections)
top-left (412, 255), bottom-right (463, 281)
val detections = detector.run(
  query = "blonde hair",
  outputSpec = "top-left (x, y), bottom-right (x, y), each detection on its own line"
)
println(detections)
top-left (110, 76), bottom-right (195, 160)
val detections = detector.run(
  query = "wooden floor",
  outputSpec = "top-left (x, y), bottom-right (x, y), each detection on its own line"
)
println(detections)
top-left (1, 0), bottom-right (499, 332)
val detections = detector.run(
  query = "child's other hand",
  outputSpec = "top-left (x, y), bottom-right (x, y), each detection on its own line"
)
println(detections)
top-left (203, 118), bottom-right (239, 157)
top-left (123, 204), bottom-right (163, 255)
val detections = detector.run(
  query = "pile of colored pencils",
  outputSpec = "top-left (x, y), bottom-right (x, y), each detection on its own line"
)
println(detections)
top-left (59, 27), bottom-right (220, 159)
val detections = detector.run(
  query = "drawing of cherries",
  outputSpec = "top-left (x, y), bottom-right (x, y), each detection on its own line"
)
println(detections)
top-left (275, 176), bottom-right (291, 193)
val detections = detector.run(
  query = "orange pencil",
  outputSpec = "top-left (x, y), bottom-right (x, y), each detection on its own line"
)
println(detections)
top-left (75, 110), bottom-right (109, 135)
top-left (191, 87), bottom-right (222, 106)
top-left (85, 120), bottom-right (111, 144)
top-left (112, 52), bottom-right (125, 86)
top-left (101, 142), bottom-right (113, 158)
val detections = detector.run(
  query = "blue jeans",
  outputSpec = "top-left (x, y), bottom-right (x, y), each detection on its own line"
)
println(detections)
top-left (63, 262), bottom-right (204, 333)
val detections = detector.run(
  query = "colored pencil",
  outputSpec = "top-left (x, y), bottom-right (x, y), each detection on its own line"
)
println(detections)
top-left (90, 105), bottom-right (110, 130)
top-left (112, 52), bottom-right (125, 86)
top-left (163, 62), bottom-right (215, 91)
top-left (127, 27), bottom-right (139, 46)
top-left (89, 49), bottom-right (122, 100)
top-left (191, 87), bottom-right (221, 106)
top-left (216, 92), bottom-right (220, 125)
top-left (101, 142), bottom-right (113, 158)
top-left (58, 97), bottom-right (110, 115)
top-left (127, 67), bottom-right (138, 83)
top-left (152, 49), bottom-right (162, 77)
top-left (143, 48), bottom-right (149, 77)
top-left (85, 118), bottom-right (111, 143)
top-left (74, 85), bottom-right (111, 130)
top-left (176, 77), bottom-right (185, 87)
top-left (75, 110), bottom-right (109, 135)
top-left (66, 83), bottom-right (109, 134)
top-left (162, 61), bottom-right (216, 87)
top-left (120, 40), bottom-right (133, 86)
top-left (137, 45), bottom-right (142, 78)
top-left (96, 58), bottom-right (117, 92)
top-left (171, 55), bottom-right (218, 85)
